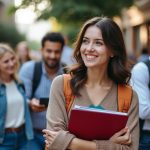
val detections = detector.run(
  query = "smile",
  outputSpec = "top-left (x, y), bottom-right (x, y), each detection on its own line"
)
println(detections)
top-left (85, 55), bottom-right (97, 61)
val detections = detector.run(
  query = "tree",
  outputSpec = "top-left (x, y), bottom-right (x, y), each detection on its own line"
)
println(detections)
top-left (11, 0), bottom-right (133, 43)
top-left (13, 0), bottom-right (133, 23)
top-left (0, 22), bottom-right (25, 48)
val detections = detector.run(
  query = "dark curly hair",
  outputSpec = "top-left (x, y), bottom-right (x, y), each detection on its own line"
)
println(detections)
top-left (69, 17), bottom-right (131, 96)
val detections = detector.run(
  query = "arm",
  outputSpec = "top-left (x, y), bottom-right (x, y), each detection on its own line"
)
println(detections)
top-left (43, 130), bottom-right (96, 150)
top-left (131, 62), bottom-right (150, 119)
top-left (46, 75), bottom-right (76, 150)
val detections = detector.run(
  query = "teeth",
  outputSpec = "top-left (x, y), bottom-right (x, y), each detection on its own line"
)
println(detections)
top-left (86, 55), bottom-right (95, 60)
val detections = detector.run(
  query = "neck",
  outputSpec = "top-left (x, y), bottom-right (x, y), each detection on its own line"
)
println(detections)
top-left (86, 67), bottom-right (112, 87)
top-left (45, 64), bottom-right (59, 78)
top-left (0, 74), bottom-right (13, 83)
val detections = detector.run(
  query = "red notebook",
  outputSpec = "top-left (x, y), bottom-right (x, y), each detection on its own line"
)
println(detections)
top-left (68, 105), bottom-right (128, 140)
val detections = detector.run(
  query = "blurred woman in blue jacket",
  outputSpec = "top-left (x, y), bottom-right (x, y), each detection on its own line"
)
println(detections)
top-left (0, 43), bottom-right (33, 150)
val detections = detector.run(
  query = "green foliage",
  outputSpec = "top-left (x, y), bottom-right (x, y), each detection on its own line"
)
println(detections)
top-left (10, 0), bottom-right (134, 44)
top-left (0, 22), bottom-right (25, 48)
top-left (28, 40), bottom-right (40, 50)
top-left (15, 0), bottom-right (133, 23)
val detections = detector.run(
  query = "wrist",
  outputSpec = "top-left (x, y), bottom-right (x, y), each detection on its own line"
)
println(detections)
top-left (68, 138), bottom-right (78, 150)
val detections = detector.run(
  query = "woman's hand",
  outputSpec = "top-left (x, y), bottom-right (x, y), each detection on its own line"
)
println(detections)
top-left (109, 127), bottom-right (131, 145)
top-left (43, 129), bottom-right (59, 148)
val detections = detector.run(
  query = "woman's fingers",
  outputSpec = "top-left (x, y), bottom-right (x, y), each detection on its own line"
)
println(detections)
top-left (109, 127), bottom-right (131, 145)
top-left (122, 134), bottom-right (131, 145)
top-left (43, 129), bottom-right (59, 145)
top-left (45, 140), bottom-right (50, 149)
top-left (115, 127), bottom-right (128, 137)
top-left (116, 128), bottom-right (131, 145)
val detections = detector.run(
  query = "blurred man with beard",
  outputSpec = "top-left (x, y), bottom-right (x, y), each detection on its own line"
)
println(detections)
top-left (19, 32), bottom-right (65, 150)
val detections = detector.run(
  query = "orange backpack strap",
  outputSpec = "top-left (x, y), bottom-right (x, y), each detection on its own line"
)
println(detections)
top-left (63, 75), bottom-right (132, 113)
top-left (63, 74), bottom-right (75, 114)
top-left (118, 84), bottom-right (133, 113)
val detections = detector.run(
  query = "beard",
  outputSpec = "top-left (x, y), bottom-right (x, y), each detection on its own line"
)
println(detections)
top-left (43, 58), bottom-right (60, 69)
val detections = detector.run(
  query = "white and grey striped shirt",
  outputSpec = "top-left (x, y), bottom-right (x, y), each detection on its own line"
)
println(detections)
top-left (19, 60), bottom-right (65, 129)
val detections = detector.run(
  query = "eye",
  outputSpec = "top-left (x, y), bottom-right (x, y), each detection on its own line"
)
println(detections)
top-left (4, 60), bottom-right (9, 64)
top-left (11, 56), bottom-right (15, 61)
top-left (46, 49), bottom-right (52, 53)
top-left (95, 41), bottom-right (103, 46)
top-left (82, 38), bottom-right (89, 44)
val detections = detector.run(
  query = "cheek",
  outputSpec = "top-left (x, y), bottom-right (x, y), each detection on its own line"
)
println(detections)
top-left (100, 54), bottom-right (110, 64)
top-left (12, 59), bottom-right (17, 67)
top-left (0, 65), bottom-right (7, 72)
top-left (42, 52), bottom-right (48, 59)
top-left (80, 45), bottom-right (85, 53)
top-left (55, 53), bottom-right (61, 59)
top-left (79, 49), bottom-right (84, 58)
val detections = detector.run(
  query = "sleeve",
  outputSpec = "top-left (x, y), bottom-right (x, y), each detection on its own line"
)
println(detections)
top-left (131, 62), bottom-right (150, 119)
top-left (94, 91), bottom-right (139, 150)
top-left (19, 61), bottom-right (35, 99)
top-left (46, 75), bottom-right (76, 150)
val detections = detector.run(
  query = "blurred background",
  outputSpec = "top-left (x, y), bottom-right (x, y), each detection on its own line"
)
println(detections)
top-left (0, 0), bottom-right (150, 61)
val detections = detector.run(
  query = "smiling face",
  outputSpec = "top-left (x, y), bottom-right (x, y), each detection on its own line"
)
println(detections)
top-left (0, 52), bottom-right (17, 77)
top-left (41, 40), bottom-right (62, 69)
top-left (80, 25), bottom-right (112, 69)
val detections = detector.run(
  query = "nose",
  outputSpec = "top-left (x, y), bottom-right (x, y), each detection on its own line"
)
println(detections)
top-left (86, 43), bottom-right (94, 52)
top-left (49, 52), bottom-right (56, 59)
top-left (9, 60), bottom-right (15, 67)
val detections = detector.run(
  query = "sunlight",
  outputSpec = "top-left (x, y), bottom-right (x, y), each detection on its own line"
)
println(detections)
top-left (15, 6), bottom-right (36, 24)
top-left (14, 0), bottom-right (22, 7)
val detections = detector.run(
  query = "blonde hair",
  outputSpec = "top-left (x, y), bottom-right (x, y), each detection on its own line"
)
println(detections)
top-left (0, 43), bottom-right (19, 81)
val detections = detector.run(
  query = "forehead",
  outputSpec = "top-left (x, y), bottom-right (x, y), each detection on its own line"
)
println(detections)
top-left (84, 26), bottom-right (102, 39)
top-left (1, 52), bottom-right (14, 60)
top-left (43, 41), bottom-right (62, 50)
top-left (17, 44), bottom-right (27, 50)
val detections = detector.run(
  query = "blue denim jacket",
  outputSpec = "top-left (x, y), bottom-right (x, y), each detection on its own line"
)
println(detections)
top-left (0, 81), bottom-right (33, 144)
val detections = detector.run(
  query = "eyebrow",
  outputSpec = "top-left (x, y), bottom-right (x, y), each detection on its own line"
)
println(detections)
top-left (83, 37), bottom-right (104, 41)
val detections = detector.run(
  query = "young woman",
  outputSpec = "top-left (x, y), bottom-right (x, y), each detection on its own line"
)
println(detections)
top-left (0, 44), bottom-right (33, 149)
top-left (43, 17), bottom-right (139, 150)
top-left (16, 41), bottom-right (31, 67)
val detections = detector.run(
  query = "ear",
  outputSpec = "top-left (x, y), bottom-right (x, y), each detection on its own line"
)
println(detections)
top-left (108, 50), bottom-right (114, 58)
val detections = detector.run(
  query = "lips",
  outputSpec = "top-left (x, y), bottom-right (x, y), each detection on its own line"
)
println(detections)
top-left (85, 54), bottom-right (97, 61)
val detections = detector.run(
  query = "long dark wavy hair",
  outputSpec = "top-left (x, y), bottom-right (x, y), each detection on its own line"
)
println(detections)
top-left (69, 17), bottom-right (131, 96)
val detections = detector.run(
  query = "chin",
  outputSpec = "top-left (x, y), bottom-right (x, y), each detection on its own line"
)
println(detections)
top-left (84, 62), bottom-right (97, 67)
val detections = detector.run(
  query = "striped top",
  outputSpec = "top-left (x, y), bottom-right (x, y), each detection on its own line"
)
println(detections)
top-left (19, 60), bottom-right (65, 129)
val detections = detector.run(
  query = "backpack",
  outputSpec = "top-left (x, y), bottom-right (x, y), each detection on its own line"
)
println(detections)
top-left (31, 61), bottom-right (67, 98)
top-left (63, 74), bottom-right (133, 114)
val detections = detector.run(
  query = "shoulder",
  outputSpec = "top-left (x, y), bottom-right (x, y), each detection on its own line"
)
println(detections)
top-left (132, 62), bottom-right (148, 73)
top-left (128, 89), bottom-right (139, 113)
top-left (19, 61), bottom-right (36, 78)
top-left (131, 62), bottom-right (149, 84)
top-left (132, 89), bottom-right (139, 103)
top-left (51, 75), bottom-right (64, 88)
top-left (20, 60), bottom-right (36, 72)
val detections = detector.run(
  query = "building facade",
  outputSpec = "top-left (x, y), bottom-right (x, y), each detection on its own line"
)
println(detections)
top-left (121, 0), bottom-right (150, 58)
